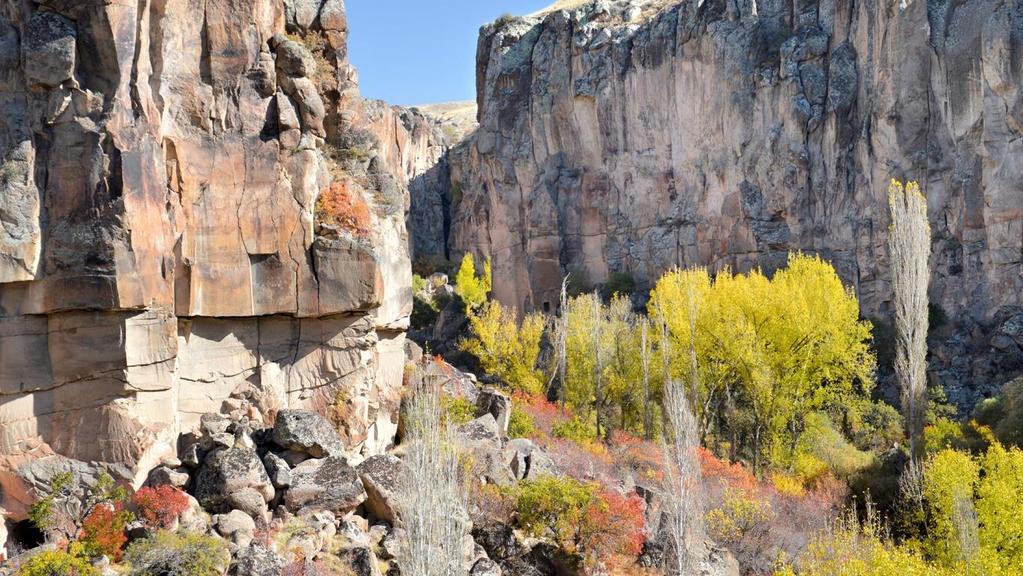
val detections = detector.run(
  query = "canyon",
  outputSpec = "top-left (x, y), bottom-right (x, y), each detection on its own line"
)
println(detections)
top-left (1, 0), bottom-right (1022, 570)
top-left (432, 0), bottom-right (1023, 409)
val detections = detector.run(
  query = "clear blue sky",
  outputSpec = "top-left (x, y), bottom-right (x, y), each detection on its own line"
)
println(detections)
top-left (346, 1), bottom-right (553, 106)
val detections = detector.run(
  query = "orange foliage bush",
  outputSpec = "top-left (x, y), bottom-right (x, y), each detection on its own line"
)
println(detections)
top-left (315, 181), bottom-right (371, 235)
top-left (511, 392), bottom-right (571, 441)
top-left (698, 447), bottom-right (758, 493)
top-left (133, 485), bottom-right (190, 529)
top-left (80, 503), bottom-right (130, 561)
top-left (582, 489), bottom-right (646, 564)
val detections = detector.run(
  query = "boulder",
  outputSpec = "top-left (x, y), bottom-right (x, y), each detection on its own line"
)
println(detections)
top-left (471, 523), bottom-right (524, 562)
top-left (471, 558), bottom-right (503, 576)
top-left (272, 410), bottom-right (346, 458)
top-left (193, 448), bottom-right (274, 512)
top-left (283, 0), bottom-right (322, 31)
top-left (339, 547), bottom-right (382, 576)
top-left (476, 389), bottom-right (511, 438)
top-left (146, 465), bottom-right (189, 489)
top-left (356, 454), bottom-right (402, 524)
top-left (504, 439), bottom-right (556, 481)
top-left (226, 488), bottom-right (270, 523)
top-left (200, 413), bottom-right (233, 436)
top-left (458, 414), bottom-right (500, 444)
top-left (289, 77), bottom-right (327, 137)
top-left (263, 452), bottom-right (292, 490)
top-left (319, 0), bottom-right (348, 32)
top-left (232, 542), bottom-right (286, 576)
top-left (284, 456), bottom-right (366, 515)
top-left (282, 511), bottom-right (337, 560)
top-left (179, 494), bottom-right (211, 534)
top-left (214, 509), bottom-right (257, 548)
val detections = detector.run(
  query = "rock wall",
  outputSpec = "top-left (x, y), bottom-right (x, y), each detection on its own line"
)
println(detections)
top-left (0, 0), bottom-right (413, 518)
top-left (449, 0), bottom-right (1023, 407)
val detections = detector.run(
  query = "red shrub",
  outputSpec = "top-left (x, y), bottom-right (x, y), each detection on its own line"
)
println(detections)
top-left (580, 488), bottom-right (646, 564)
top-left (315, 181), bottom-right (371, 235)
top-left (133, 485), bottom-right (190, 529)
top-left (512, 392), bottom-right (571, 440)
top-left (80, 503), bottom-right (130, 560)
top-left (698, 447), bottom-right (758, 493)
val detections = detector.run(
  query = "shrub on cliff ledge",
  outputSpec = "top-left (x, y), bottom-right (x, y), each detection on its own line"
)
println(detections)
top-left (454, 253), bottom-right (492, 312)
top-left (80, 503), bottom-right (131, 561)
top-left (315, 181), bottom-right (371, 236)
top-left (29, 471), bottom-right (128, 544)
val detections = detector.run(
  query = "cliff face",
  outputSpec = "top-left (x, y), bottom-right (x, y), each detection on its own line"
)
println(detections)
top-left (0, 0), bottom-right (413, 515)
top-left (449, 0), bottom-right (1023, 406)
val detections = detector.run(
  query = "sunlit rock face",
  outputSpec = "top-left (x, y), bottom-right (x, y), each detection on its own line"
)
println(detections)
top-left (0, 0), bottom-right (414, 517)
top-left (448, 0), bottom-right (1023, 407)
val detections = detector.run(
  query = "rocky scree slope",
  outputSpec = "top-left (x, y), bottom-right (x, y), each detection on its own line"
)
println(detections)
top-left (0, 0), bottom-right (420, 522)
top-left (432, 0), bottom-right (1023, 409)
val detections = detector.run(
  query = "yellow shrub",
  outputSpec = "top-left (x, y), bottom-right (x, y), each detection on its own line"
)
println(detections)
top-left (706, 487), bottom-right (773, 545)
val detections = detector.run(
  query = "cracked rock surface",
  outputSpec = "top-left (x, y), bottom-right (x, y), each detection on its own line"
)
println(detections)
top-left (0, 0), bottom-right (418, 519)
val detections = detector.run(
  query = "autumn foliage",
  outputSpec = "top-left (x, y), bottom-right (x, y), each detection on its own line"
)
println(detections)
top-left (511, 476), bottom-right (645, 569)
top-left (133, 485), bottom-right (190, 529)
top-left (315, 181), bottom-right (371, 235)
top-left (80, 503), bottom-right (131, 561)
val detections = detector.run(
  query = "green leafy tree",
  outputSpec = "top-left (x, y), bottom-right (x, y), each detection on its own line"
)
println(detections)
top-left (454, 253), bottom-right (492, 312)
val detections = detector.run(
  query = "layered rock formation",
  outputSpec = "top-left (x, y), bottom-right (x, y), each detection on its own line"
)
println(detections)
top-left (0, 0), bottom-right (414, 519)
top-left (446, 0), bottom-right (1023, 406)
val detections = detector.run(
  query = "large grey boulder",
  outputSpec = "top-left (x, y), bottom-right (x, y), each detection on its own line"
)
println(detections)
top-left (458, 414), bottom-right (501, 444)
top-left (231, 543), bottom-right (286, 576)
top-left (504, 439), bottom-right (556, 481)
top-left (193, 448), bottom-right (274, 512)
top-left (356, 454), bottom-right (402, 524)
top-left (271, 409), bottom-right (346, 458)
top-left (284, 456), bottom-right (366, 515)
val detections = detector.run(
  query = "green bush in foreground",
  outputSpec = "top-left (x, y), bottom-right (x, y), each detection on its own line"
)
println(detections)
top-left (125, 531), bottom-right (229, 576)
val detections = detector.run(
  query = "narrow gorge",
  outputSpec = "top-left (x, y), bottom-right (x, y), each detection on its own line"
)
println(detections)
top-left (2, 0), bottom-right (1023, 574)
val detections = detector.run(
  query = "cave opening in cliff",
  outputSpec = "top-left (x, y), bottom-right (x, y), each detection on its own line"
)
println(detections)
top-left (5, 519), bottom-right (44, 557)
